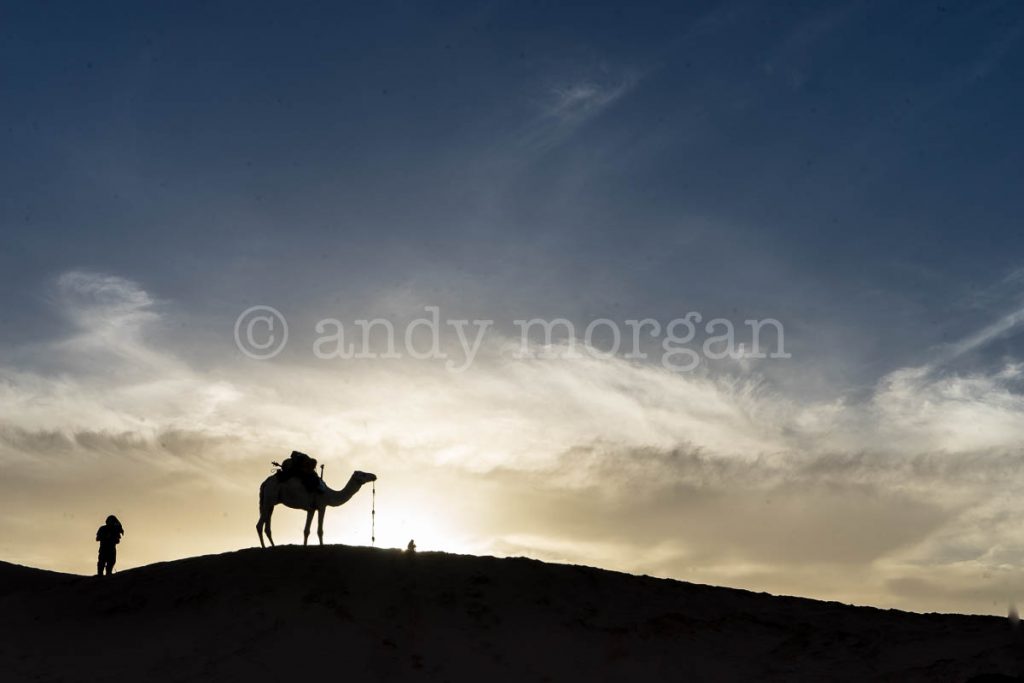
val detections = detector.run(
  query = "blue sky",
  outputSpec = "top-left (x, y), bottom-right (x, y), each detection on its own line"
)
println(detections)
top-left (5, 1), bottom-right (1022, 351)
top-left (3, 1), bottom-right (1024, 613)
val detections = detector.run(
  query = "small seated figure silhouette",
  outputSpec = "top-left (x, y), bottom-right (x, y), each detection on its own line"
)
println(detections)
top-left (95, 515), bottom-right (124, 576)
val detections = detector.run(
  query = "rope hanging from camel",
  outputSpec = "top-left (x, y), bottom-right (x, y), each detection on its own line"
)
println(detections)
top-left (371, 480), bottom-right (376, 547)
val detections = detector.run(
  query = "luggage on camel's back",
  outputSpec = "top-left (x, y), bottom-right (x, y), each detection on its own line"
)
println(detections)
top-left (271, 450), bottom-right (323, 493)
top-left (272, 450), bottom-right (318, 483)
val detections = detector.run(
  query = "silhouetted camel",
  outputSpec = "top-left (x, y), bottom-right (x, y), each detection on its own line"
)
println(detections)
top-left (257, 470), bottom-right (376, 547)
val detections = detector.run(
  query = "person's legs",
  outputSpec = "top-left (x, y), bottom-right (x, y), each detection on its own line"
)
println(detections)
top-left (99, 549), bottom-right (115, 576)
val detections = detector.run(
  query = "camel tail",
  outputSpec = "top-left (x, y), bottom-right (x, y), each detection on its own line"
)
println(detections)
top-left (259, 478), bottom-right (266, 512)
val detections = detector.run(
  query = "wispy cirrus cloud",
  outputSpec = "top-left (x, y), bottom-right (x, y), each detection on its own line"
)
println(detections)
top-left (516, 69), bottom-right (641, 153)
top-left (543, 79), bottom-right (636, 123)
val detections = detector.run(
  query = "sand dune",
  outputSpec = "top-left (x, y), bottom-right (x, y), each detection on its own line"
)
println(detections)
top-left (1, 546), bottom-right (1022, 682)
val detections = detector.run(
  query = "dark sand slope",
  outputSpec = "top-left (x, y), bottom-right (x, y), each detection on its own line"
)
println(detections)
top-left (1, 547), bottom-right (1022, 682)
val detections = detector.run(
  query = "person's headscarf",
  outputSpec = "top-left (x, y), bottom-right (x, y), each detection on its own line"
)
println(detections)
top-left (105, 515), bottom-right (124, 535)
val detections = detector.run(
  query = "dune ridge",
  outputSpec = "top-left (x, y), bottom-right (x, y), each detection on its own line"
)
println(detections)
top-left (1, 546), bottom-right (1022, 682)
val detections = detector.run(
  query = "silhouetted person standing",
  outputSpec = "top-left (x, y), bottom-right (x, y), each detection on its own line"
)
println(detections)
top-left (96, 515), bottom-right (124, 576)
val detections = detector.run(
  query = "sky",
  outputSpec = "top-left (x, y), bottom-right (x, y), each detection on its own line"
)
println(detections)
top-left (2, 0), bottom-right (1024, 615)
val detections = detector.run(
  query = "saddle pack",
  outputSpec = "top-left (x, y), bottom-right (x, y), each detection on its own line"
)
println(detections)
top-left (272, 451), bottom-right (322, 492)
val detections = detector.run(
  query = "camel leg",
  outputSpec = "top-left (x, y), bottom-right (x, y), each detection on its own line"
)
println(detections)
top-left (257, 505), bottom-right (272, 548)
top-left (317, 507), bottom-right (325, 546)
top-left (263, 506), bottom-right (275, 547)
top-left (303, 508), bottom-right (314, 546)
